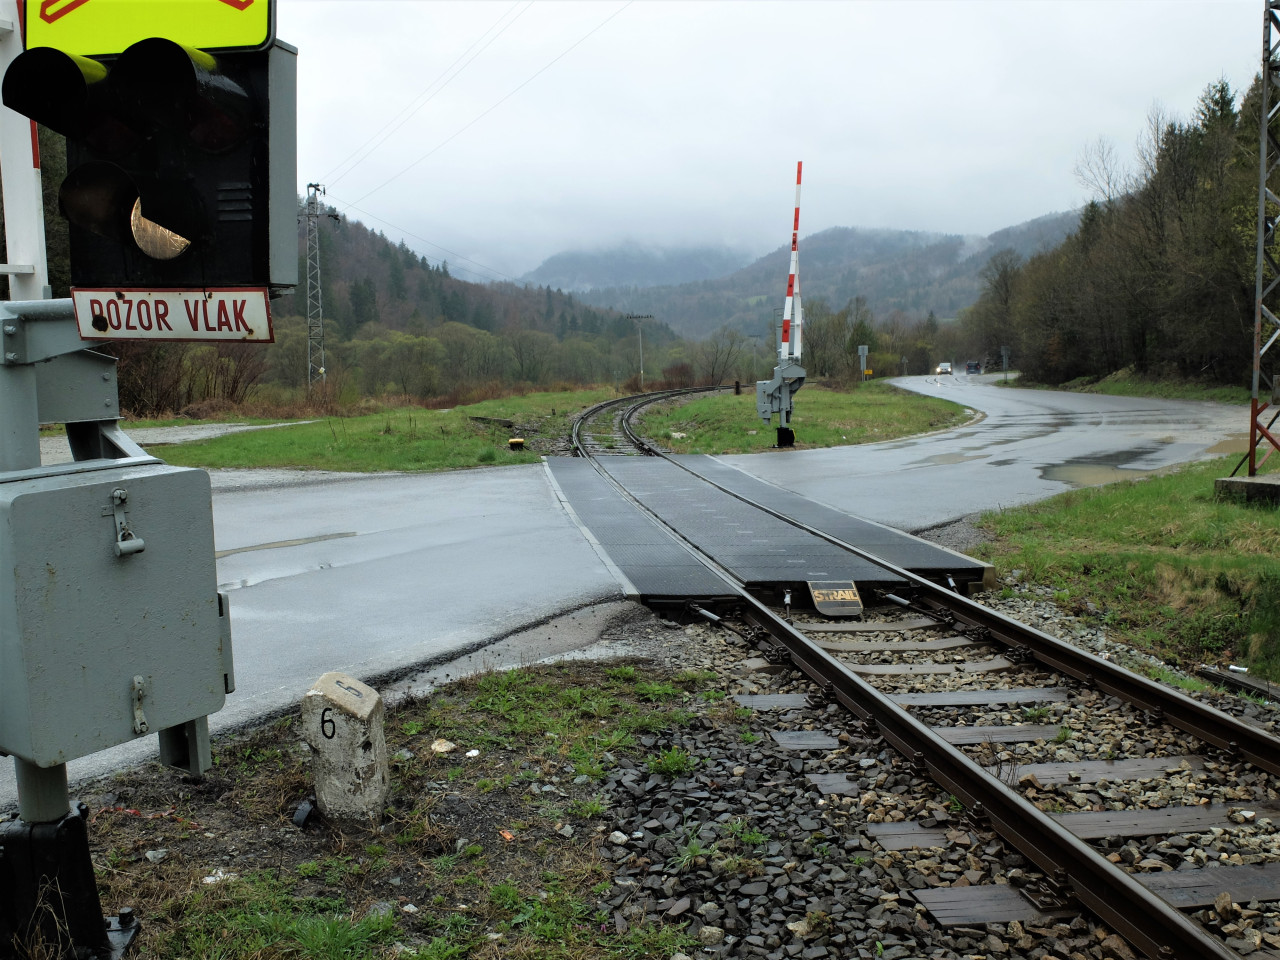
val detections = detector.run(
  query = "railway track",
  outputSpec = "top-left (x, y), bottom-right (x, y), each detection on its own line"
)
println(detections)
top-left (570, 384), bottom-right (728, 457)
top-left (569, 388), bottom-right (1280, 960)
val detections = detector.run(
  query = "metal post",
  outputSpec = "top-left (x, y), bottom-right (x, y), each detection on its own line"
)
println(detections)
top-left (1249, 2), bottom-right (1280, 476)
top-left (0, 9), bottom-right (49, 304)
top-left (14, 760), bottom-right (69, 823)
top-left (1, 8), bottom-right (72, 825)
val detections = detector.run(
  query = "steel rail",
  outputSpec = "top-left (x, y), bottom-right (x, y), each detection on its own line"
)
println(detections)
top-left (569, 385), bottom-right (726, 458)
top-left (735, 596), bottom-right (1237, 960)
top-left (584, 397), bottom-right (1263, 957)
top-left (617, 422), bottom-right (1280, 780)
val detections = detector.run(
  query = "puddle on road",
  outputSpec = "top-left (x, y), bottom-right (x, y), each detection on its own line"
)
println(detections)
top-left (918, 452), bottom-right (988, 465)
top-left (1041, 464), bottom-right (1164, 487)
top-left (1040, 444), bottom-right (1169, 488)
top-left (1208, 433), bottom-right (1251, 454)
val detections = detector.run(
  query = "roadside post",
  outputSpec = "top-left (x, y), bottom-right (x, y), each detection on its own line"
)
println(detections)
top-left (1001, 344), bottom-right (1010, 381)
top-left (0, 0), bottom-right (295, 954)
top-left (302, 673), bottom-right (390, 824)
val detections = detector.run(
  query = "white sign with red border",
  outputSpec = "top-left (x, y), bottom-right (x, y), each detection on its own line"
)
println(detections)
top-left (71, 288), bottom-right (275, 343)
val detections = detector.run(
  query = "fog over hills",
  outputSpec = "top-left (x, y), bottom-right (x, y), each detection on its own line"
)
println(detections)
top-left (523, 211), bottom-right (1080, 340)
top-left (520, 242), bottom-right (753, 291)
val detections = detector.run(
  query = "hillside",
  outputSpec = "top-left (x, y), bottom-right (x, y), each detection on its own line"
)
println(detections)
top-left (520, 242), bottom-right (752, 291)
top-left (271, 213), bottom-right (630, 343)
top-left (567, 211), bottom-right (1080, 340)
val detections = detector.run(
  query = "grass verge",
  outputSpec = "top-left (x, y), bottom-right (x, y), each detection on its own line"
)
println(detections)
top-left (89, 660), bottom-right (726, 959)
top-left (1016, 367), bottom-right (1250, 403)
top-left (635, 382), bottom-right (969, 455)
top-left (974, 457), bottom-right (1280, 677)
top-left (158, 390), bottom-right (613, 472)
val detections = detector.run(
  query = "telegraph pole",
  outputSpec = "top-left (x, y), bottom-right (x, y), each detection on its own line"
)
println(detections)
top-left (305, 183), bottom-right (337, 394)
top-left (624, 313), bottom-right (652, 390)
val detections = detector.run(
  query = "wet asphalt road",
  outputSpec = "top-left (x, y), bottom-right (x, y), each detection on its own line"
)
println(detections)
top-left (721, 373), bottom-right (1247, 530)
top-left (5, 377), bottom-right (1248, 806)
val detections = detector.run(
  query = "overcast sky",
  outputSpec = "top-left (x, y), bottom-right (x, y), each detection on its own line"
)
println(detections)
top-left (278, 1), bottom-right (1262, 284)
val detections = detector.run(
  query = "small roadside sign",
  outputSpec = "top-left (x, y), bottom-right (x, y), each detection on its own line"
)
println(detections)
top-left (25, 0), bottom-right (274, 56)
top-left (71, 288), bottom-right (274, 342)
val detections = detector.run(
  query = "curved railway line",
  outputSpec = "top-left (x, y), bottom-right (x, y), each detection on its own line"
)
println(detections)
top-left (568, 388), bottom-right (1280, 960)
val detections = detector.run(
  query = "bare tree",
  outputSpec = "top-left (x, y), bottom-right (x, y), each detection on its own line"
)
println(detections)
top-left (1074, 136), bottom-right (1129, 203)
top-left (695, 326), bottom-right (748, 384)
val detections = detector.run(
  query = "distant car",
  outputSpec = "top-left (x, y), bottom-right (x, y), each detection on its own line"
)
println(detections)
top-left (936, 362), bottom-right (952, 375)
top-left (966, 361), bottom-right (981, 374)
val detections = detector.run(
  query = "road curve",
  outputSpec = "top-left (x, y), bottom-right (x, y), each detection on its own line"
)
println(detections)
top-left (718, 374), bottom-right (1247, 531)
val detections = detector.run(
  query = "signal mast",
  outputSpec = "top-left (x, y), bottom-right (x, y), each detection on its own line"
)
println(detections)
top-left (755, 161), bottom-right (807, 446)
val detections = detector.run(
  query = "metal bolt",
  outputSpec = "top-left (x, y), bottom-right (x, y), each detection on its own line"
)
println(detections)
top-left (118, 907), bottom-right (135, 927)
top-left (4, 353), bottom-right (17, 362)
top-left (102, 372), bottom-right (111, 381)
top-left (105, 399), bottom-right (113, 406)
top-left (2, 325), bottom-right (15, 335)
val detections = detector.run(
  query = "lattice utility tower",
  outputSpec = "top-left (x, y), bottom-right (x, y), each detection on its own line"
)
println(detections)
top-left (304, 183), bottom-right (338, 393)
top-left (1248, 2), bottom-right (1280, 475)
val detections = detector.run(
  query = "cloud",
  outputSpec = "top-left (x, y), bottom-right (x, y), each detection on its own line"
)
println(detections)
top-left (280, 0), bottom-right (1260, 279)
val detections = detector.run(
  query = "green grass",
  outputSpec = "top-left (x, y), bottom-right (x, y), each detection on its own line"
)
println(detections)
top-left (157, 389), bottom-right (613, 472)
top-left (647, 746), bottom-right (696, 778)
top-left (148, 382), bottom-right (964, 469)
top-left (1021, 368), bottom-right (1250, 403)
top-left (635, 382), bottom-right (968, 454)
top-left (147, 873), bottom-right (397, 959)
top-left (976, 456), bottom-right (1280, 677)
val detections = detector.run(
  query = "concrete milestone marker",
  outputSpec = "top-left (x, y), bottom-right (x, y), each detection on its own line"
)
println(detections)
top-left (302, 672), bottom-right (389, 823)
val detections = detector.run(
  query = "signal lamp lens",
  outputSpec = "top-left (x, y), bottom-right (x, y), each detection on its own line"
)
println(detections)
top-left (131, 199), bottom-right (191, 260)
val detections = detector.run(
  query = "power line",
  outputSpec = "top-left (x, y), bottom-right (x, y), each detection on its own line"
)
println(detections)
top-left (323, 1), bottom-right (533, 188)
top-left (345, 1), bottom-right (632, 208)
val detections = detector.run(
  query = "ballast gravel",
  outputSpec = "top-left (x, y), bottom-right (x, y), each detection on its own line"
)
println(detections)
top-left (579, 574), bottom-right (1280, 960)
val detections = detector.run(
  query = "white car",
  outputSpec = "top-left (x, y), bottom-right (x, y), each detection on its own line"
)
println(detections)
top-left (936, 362), bottom-right (952, 375)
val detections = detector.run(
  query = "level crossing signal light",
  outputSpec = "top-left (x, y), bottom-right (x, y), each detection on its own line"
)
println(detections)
top-left (2, 37), bottom-right (296, 293)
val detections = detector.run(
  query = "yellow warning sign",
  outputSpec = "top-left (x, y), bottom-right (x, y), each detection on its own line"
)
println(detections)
top-left (25, 0), bottom-right (273, 56)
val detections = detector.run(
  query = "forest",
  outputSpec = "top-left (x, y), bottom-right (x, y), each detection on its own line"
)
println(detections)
top-left (957, 76), bottom-right (1265, 387)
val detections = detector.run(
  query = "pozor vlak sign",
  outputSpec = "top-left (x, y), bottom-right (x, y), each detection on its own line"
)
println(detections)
top-left (5, 0), bottom-right (296, 343)
top-left (72, 288), bottom-right (274, 342)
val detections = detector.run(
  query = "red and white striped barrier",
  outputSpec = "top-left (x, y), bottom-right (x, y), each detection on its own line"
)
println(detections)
top-left (780, 160), bottom-right (803, 361)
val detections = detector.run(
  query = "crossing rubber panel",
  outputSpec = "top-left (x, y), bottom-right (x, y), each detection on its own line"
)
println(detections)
top-left (673, 455), bottom-right (991, 584)
top-left (544, 459), bottom-right (733, 599)
top-left (595, 457), bottom-right (905, 588)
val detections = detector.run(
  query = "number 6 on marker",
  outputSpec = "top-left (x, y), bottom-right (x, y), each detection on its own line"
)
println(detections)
top-left (320, 706), bottom-right (336, 740)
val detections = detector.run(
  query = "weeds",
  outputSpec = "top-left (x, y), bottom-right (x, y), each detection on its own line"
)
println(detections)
top-left (647, 746), bottom-right (696, 778)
